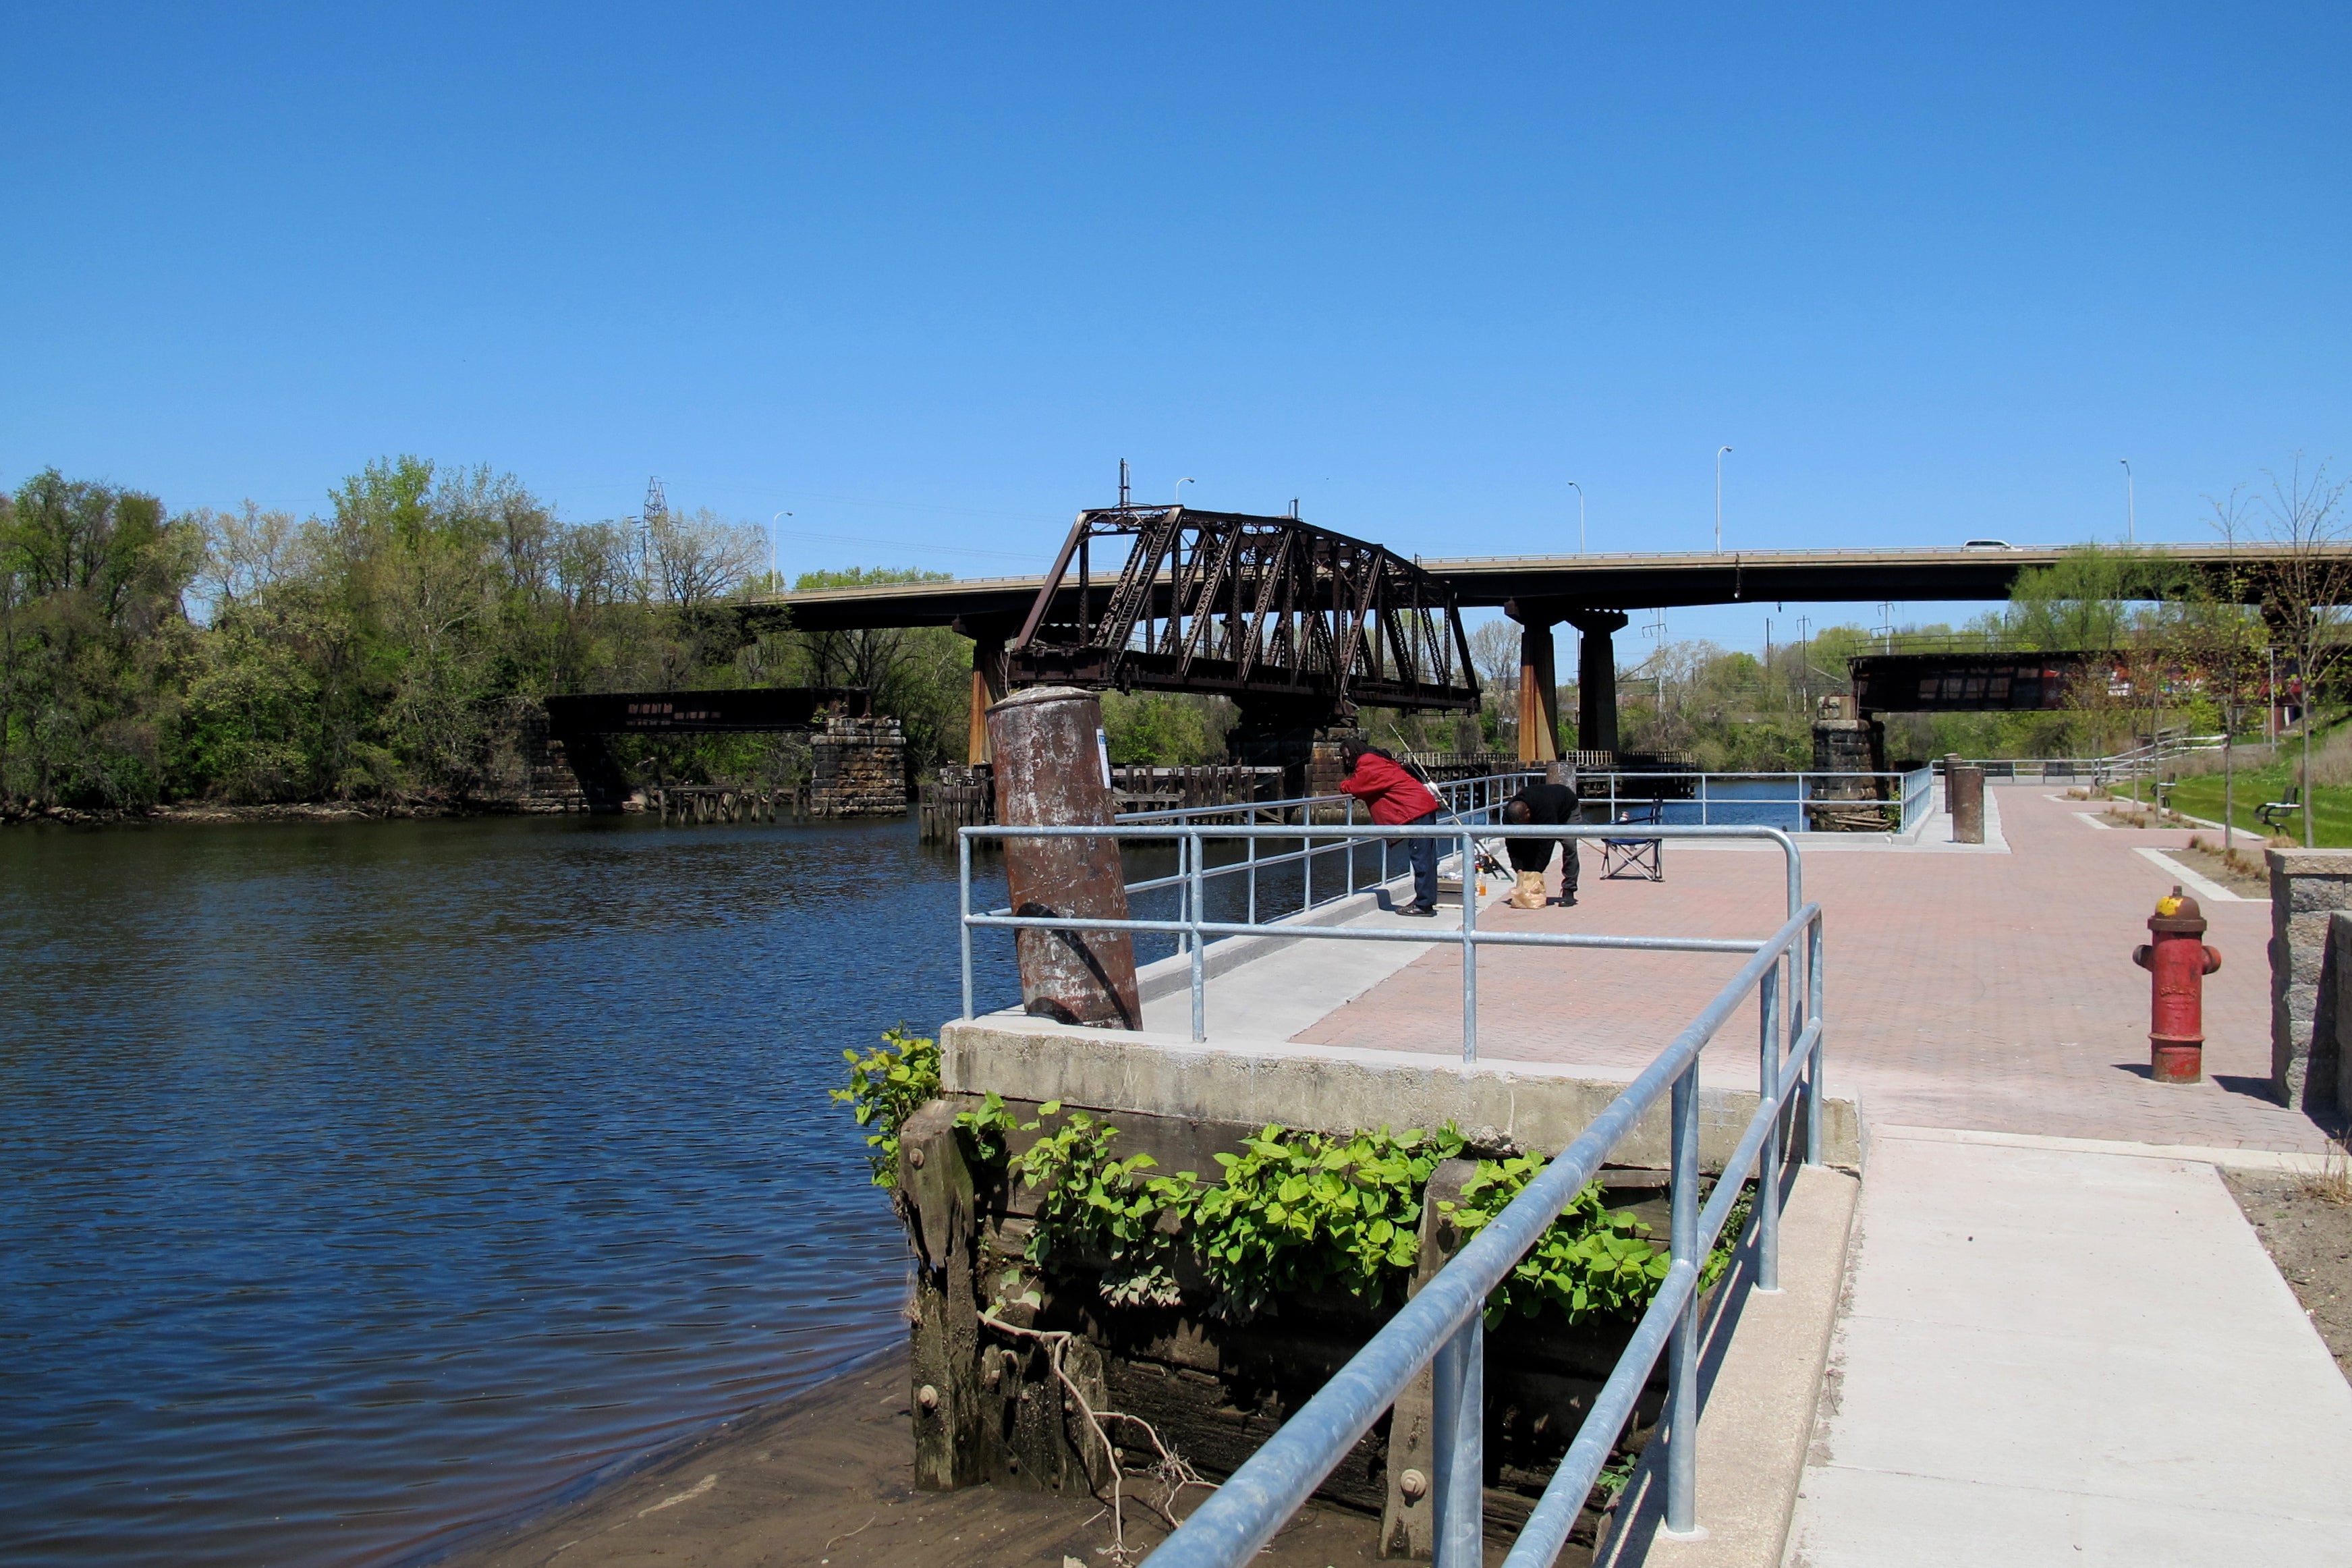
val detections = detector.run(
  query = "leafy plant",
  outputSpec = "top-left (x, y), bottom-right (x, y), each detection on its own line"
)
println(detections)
top-left (952, 1090), bottom-right (1028, 1165)
top-left (1443, 1158), bottom-right (1760, 1327)
top-left (1441, 1155), bottom-right (1669, 1326)
top-left (829, 1026), bottom-right (941, 1187)
top-left (1012, 1107), bottom-right (1191, 1264)
top-left (1189, 1124), bottom-right (1465, 1314)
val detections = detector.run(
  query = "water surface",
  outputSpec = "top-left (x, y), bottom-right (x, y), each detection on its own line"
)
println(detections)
top-left (0, 814), bottom-right (1011, 1567)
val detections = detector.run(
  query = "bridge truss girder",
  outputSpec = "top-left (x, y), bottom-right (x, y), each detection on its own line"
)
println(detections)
top-left (1006, 506), bottom-right (1481, 721)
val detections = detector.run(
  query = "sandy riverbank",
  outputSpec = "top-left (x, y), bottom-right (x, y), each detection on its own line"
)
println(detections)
top-left (426, 1346), bottom-right (1424, 1568)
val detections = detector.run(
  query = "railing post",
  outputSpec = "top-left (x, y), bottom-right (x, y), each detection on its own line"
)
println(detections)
top-left (1461, 829), bottom-right (1479, 1063)
top-left (1700, 772), bottom-right (1709, 826)
top-left (1247, 831), bottom-right (1258, 927)
top-left (1757, 959), bottom-right (1783, 1293)
top-left (1189, 829), bottom-right (1207, 1042)
top-left (1304, 816), bottom-right (1314, 911)
top-left (1804, 915), bottom-right (1825, 1165)
top-left (1665, 1060), bottom-right (1702, 1536)
top-left (959, 829), bottom-right (975, 1021)
top-left (1430, 1312), bottom-right (1484, 1568)
top-left (1347, 797), bottom-right (1357, 895)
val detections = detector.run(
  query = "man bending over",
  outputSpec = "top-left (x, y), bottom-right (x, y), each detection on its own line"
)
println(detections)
top-left (1502, 779), bottom-right (1583, 909)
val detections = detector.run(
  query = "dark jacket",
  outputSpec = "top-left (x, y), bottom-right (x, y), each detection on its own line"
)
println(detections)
top-left (1509, 782), bottom-right (1582, 824)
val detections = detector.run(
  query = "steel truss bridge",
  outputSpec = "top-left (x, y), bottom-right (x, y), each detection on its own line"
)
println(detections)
top-left (1003, 505), bottom-right (1480, 721)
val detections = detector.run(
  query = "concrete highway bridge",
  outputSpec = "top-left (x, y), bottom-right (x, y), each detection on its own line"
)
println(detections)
top-left (746, 537), bottom-right (2352, 760)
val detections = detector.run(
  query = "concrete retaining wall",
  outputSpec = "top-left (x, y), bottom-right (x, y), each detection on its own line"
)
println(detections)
top-left (939, 1014), bottom-right (1863, 1175)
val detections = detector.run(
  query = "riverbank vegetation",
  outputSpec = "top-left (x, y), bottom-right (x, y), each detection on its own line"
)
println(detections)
top-left (0, 460), bottom-right (988, 812)
top-left (11, 456), bottom-right (2343, 812)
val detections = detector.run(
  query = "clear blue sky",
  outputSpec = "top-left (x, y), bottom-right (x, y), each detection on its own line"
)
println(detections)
top-left (6, 3), bottom-right (2346, 648)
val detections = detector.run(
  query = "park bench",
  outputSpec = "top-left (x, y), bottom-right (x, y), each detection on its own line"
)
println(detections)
top-left (1601, 801), bottom-right (1665, 882)
top-left (2259, 787), bottom-right (2303, 830)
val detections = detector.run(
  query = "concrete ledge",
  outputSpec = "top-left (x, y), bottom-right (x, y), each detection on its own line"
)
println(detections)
top-left (1132, 887), bottom-right (1392, 1004)
top-left (1594, 1164), bottom-right (1862, 1567)
top-left (938, 1014), bottom-right (1864, 1173)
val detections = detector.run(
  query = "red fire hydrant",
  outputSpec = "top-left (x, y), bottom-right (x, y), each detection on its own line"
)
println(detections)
top-left (2133, 886), bottom-right (2222, 1085)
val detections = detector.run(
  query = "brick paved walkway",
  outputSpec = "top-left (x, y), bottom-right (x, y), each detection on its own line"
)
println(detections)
top-left (1293, 789), bottom-right (2333, 1152)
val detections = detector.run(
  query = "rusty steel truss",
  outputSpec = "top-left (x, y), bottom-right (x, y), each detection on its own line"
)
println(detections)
top-left (1005, 505), bottom-right (1480, 718)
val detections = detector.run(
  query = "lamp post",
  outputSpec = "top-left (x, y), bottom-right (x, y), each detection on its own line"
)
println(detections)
top-left (1568, 480), bottom-right (1586, 555)
top-left (1715, 446), bottom-right (1733, 553)
top-left (2121, 459), bottom-right (2135, 544)
top-left (1175, 477), bottom-right (1196, 507)
top-left (768, 511), bottom-right (789, 584)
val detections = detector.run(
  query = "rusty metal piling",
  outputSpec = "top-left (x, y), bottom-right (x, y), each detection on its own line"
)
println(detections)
top-left (984, 685), bottom-right (1142, 1028)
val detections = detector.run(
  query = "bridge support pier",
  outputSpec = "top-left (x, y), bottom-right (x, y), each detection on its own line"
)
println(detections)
top-left (956, 616), bottom-right (1018, 768)
top-left (1505, 601), bottom-right (1565, 764)
top-left (1565, 608), bottom-right (1631, 757)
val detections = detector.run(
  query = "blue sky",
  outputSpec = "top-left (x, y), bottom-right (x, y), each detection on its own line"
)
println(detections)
top-left (5, 3), bottom-right (2347, 649)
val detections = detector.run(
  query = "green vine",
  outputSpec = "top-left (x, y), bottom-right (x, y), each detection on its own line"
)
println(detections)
top-left (1441, 1155), bottom-right (1668, 1326)
top-left (829, 1057), bottom-right (1753, 1329)
top-left (1442, 1156), bottom-right (1757, 1328)
top-left (828, 1026), bottom-right (940, 1187)
top-left (1189, 1125), bottom-right (1463, 1314)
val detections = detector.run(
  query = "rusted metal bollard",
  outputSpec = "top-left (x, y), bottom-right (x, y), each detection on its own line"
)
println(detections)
top-left (986, 685), bottom-right (1141, 1029)
top-left (2133, 885), bottom-right (2221, 1084)
top-left (1949, 763), bottom-right (1985, 844)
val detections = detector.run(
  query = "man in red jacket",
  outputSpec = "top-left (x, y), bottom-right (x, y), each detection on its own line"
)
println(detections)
top-left (1338, 741), bottom-right (1444, 916)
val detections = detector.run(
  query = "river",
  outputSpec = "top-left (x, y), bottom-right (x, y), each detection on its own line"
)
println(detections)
top-left (0, 814), bottom-right (1025, 1567)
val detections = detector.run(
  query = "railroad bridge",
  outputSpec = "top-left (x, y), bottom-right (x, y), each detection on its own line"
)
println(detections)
top-left (753, 534), bottom-right (2352, 762)
top-left (542, 686), bottom-right (871, 812)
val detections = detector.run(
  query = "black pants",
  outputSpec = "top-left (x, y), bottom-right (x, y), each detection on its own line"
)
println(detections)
top-left (1505, 837), bottom-right (1579, 895)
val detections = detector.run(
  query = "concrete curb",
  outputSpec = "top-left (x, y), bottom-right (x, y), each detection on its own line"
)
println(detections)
top-left (1593, 1164), bottom-right (1862, 1567)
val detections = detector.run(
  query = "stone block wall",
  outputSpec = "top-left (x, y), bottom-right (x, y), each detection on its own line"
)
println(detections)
top-left (810, 715), bottom-right (908, 816)
top-left (2267, 849), bottom-right (2352, 1112)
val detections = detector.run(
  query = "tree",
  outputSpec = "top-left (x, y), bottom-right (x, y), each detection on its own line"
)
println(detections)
top-left (0, 471), bottom-right (200, 807)
top-left (2248, 459), bottom-right (2352, 847)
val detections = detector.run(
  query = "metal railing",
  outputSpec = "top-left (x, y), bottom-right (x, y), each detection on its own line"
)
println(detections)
top-left (1138, 894), bottom-right (1824, 1567)
top-left (958, 815), bottom-right (1800, 1058)
top-left (1937, 739), bottom-right (2226, 785)
top-left (1571, 768), bottom-right (1936, 837)
top-left (951, 814), bottom-right (1826, 1565)
top-left (1109, 772), bottom-right (1538, 938)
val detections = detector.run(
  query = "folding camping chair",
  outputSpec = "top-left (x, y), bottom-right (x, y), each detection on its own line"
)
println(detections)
top-left (1600, 801), bottom-right (1664, 882)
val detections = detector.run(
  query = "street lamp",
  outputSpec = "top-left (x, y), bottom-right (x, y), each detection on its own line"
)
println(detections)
top-left (1715, 446), bottom-right (1733, 553)
top-left (2120, 459), bottom-right (2135, 544)
top-left (1175, 478), bottom-right (1196, 507)
top-left (1568, 480), bottom-right (1586, 555)
top-left (769, 511), bottom-right (790, 583)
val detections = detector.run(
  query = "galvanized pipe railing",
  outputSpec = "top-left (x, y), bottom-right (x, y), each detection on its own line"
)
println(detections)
top-left (953, 818), bottom-right (1824, 1563)
top-left (959, 823), bottom-right (1801, 1061)
top-left (1128, 899), bottom-right (1826, 1567)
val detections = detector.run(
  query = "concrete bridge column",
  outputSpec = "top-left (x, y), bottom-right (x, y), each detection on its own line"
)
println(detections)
top-left (955, 617), bottom-right (1017, 767)
top-left (1504, 603), bottom-right (1562, 763)
top-left (1565, 608), bottom-right (1631, 756)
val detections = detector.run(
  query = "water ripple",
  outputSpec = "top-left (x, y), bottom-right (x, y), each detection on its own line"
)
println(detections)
top-left (0, 814), bottom-right (1015, 1567)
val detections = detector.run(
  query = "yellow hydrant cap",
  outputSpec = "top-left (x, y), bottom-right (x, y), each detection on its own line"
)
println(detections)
top-left (2157, 894), bottom-right (2183, 917)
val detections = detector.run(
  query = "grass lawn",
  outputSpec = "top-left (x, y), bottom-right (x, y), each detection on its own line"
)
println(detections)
top-left (2156, 764), bottom-right (2352, 849)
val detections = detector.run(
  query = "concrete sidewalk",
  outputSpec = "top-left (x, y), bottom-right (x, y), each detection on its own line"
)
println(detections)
top-left (1784, 1128), bottom-right (2352, 1566)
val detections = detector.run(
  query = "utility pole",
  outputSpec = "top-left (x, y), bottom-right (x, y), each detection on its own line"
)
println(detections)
top-left (1715, 447), bottom-right (1733, 553)
top-left (1119, 459), bottom-right (1130, 508)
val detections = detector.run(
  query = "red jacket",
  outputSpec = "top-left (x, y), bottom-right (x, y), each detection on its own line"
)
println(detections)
top-left (1338, 752), bottom-right (1442, 825)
